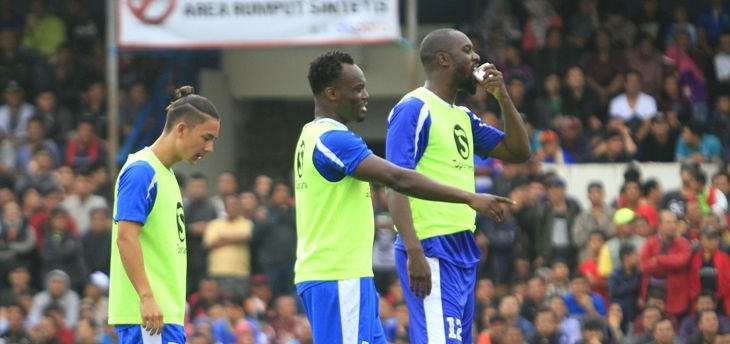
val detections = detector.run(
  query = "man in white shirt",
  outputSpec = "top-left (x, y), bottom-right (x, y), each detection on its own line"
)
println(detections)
top-left (714, 32), bottom-right (730, 85)
top-left (608, 70), bottom-right (658, 123)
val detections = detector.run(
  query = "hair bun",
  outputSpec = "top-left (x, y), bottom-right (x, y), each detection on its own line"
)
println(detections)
top-left (174, 85), bottom-right (195, 100)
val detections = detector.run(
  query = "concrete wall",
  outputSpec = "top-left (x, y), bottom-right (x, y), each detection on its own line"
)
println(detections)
top-left (543, 162), bottom-right (721, 210)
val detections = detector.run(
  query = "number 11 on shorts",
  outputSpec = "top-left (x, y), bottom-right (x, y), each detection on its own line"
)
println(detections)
top-left (446, 317), bottom-right (462, 341)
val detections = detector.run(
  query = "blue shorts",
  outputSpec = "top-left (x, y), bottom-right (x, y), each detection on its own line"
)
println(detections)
top-left (115, 324), bottom-right (186, 344)
top-left (395, 249), bottom-right (477, 344)
top-left (296, 277), bottom-right (386, 344)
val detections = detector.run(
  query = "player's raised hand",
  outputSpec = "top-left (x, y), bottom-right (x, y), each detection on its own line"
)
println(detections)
top-left (140, 295), bottom-right (164, 336)
top-left (467, 194), bottom-right (515, 222)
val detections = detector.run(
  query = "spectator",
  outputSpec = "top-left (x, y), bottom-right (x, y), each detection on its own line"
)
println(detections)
top-left (188, 277), bottom-right (222, 322)
top-left (77, 80), bottom-right (106, 138)
top-left (60, 169), bottom-right (107, 234)
top-left (183, 173), bottom-right (217, 294)
top-left (0, 302), bottom-right (32, 342)
top-left (535, 73), bottom-right (563, 130)
top-left (616, 180), bottom-right (643, 211)
top-left (714, 32), bottom-right (730, 88)
top-left (592, 129), bottom-right (636, 163)
top-left (537, 130), bottom-right (575, 164)
top-left (661, 162), bottom-right (698, 219)
top-left (29, 269), bottom-right (80, 328)
top-left (39, 208), bottom-right (85, 292)
top-left (252, 182), bottom-right (296, 298)
top-left (32, 89), bottom-right (74, 146)
top-left (0, 80), bottom-right (34, 141)
top-left (640, 210), bottom-right (691, 318)
top-left (582, 28), bottom-right (627, 104)
top-left (557, 116), bottom-right (593, 163)
top-left (689, 227), bottom-right (730, 314)
top-left (608, 243), bottom-right (641, 333)
top-left (675, 122), bottom-right (723, 163)
top-left (0, 201), bottom-right (35, 284)
top-left (573, 181), bottom-right (615, 260)
top-left (521, 0), bottom-right (564, 53)
top-left (637, 114), bottom-right (679, 162)
top-left (74, 318), bottom-right (99, 344)
top-left (0, 29), bottom-right (37, 97)
top-left (657, 72), bottom-right (691, 126)
top-left (80, 207), bottom-right (111, 276)
top-left (710, 94), bottom-right (730, 162)
top-left (535, 178), bottom-right (582, 266)
top-left (498, 42), bottom-right (535, 93)
top-left (0, 264), bottom-right (35, 307)
top-left (603, 10), bottom-right (637, 49)
top-left (482, 204), bottom-right (519, 286)
top-left (679, 292), bottom-right (730, 342)
top-left (665, 42), bottom-right (710, 124)
top-left (533, 28), bottom-right (578, 93)
top-left (16, 115), bottom-right (61, 172)
top-left (252, 174), bottom-right (273, 206)
top-left (577, 231), bottom-right (608, 302)
top-left (598, 208), bottom-right (645, 277)
top-left (204, 194), bottom-right (253, 298)
top-left (562, 66), bottom-right (604, 133)
top-left (695, 0), bottom-right (730, 49)
top-left (269, 295), bottom-right (309, 343)
top-left (530, 307), bottom-right (565, 344)
top-left (118, 81), bottom-right (148, 139)
top-left (20, 0), bottom-right (67, 58)
top-left (688, 311), bottom-right (721, 344)
top-left (634, 0), bottom-right (668, 42)
top-left (653, 318), bottom-right (679, 344)
top-left (548, 295), bottom-right (582, 344)
top-left (81, 271), bottom-right (108, 329)
top-left (522, 275), bottom-right (549, 322)
top-left (563, 274), bottom-right (606, 318)
top-left (580, 316), bottom-right (606, 344)
top-left (606, 303), bottom-right (625, 342)
top-left (665, 5), bottom-right (697, 48)
top-left (499, 294), bottom-right (537, 342)
top-left (547, 259), bottom-right (572, 298)
top-left (624, 306), bottom-right (662, 343)
top-left (212, 171), bottom-right (239, 219)
top-left (63, 118), bottom-right (107, 172)
top-left (625, 34), bottom-right (664, 96)
top-left (636, 179), bottom-right (662, 230)
top-left (567, 0), bottom-right (600, 49)
top-left (609, 70), bottom-right (658, 127)
top-left (14, 147), bottom-right (60, 195)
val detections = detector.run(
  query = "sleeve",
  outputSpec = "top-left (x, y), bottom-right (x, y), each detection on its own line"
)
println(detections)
top-left (656, 238), bottom-right (691, 269)
top-left (385, 97), bottom-right (430, 169)
top-left (313, 130), bottom-right (373, 182)
top-left (114, 161), bottom-right (157, 225)
top-left (598, 245), bottom-right (613, 277)
top-left (464, 109), bottom-right (505, 158)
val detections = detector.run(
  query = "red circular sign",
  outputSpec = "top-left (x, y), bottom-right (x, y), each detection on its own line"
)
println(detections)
top-left (127, 0), bottom-right (177, 25)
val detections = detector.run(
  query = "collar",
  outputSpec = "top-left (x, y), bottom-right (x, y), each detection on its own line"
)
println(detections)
top-left (313, 117), bottom-right (348, 130)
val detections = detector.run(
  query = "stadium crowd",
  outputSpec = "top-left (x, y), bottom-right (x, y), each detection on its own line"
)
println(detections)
top-left (1, 0), bottom-right (730, 343)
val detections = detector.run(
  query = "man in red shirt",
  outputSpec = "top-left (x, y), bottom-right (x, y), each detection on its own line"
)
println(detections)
top-left (640, 210), bottom-right (691, 318)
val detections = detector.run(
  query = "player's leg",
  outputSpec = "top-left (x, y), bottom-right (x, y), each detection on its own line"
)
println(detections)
top-left (460, 265), bottom-right (478, 344)
top-left (161, 324), bottom-right (186, 344)
top-left (396, 249), bottom-right (465, 343)
top-left (361, 277), bottom-right (387, 344)
top-left (297, 278), bottom-right (384, 344)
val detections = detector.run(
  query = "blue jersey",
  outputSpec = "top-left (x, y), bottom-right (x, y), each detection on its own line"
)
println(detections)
top-left (385, 93), bottom-right (504, 267)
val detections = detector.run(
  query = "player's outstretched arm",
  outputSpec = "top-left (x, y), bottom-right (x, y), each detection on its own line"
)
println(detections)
top-left (354, 154), bottom-right (513, 220)
top-left (117, 221), bottom-right (164, 335)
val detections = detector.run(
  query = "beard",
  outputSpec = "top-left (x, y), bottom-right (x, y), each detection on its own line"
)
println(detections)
top-left (459, 73), bottom-right (478, 95)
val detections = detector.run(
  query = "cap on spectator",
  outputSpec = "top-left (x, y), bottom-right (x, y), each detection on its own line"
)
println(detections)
top-left (539, 130), bottom-right (559, 144)
top-left (4, 80), bottom-right (22, 93)
top-left (613, 208), bottom-right (636, 226)
top-left (701, 226), bottom-right (720, 238)
top-left (89, 271), bottom-right (109, 291)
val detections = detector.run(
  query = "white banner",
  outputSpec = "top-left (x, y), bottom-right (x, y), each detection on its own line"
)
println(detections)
top-left (117, 0), bottom-right (401, 49)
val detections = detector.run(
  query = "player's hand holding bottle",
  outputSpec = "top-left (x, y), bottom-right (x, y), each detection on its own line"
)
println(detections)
top-left (140, 294), bottom-right (164, 336)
